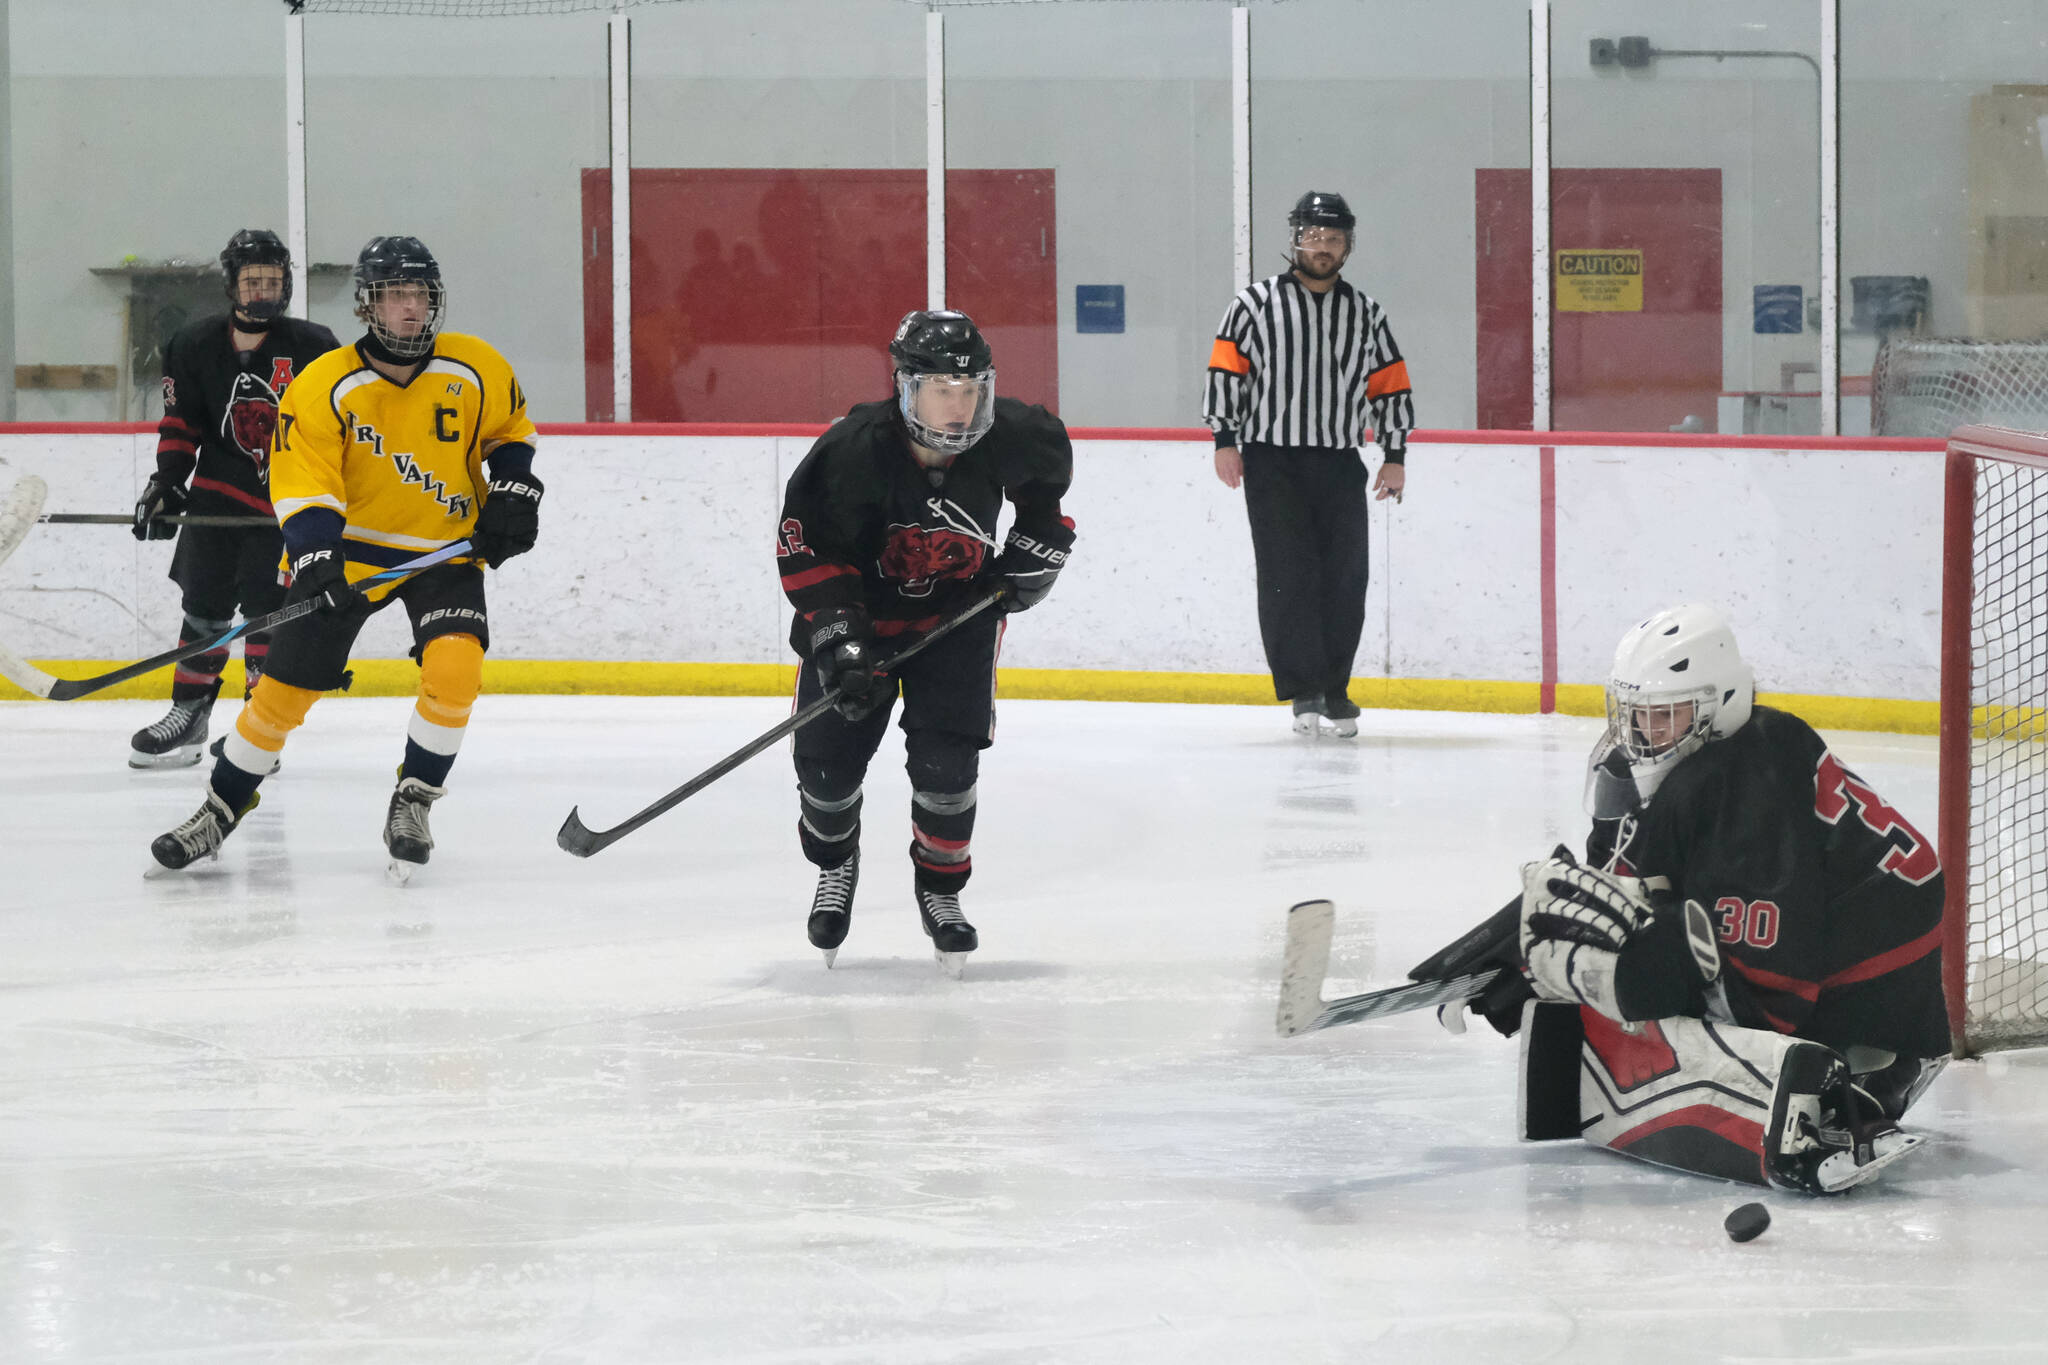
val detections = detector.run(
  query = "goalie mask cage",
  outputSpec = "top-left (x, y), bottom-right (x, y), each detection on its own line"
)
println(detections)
top-left (1940, 425), bottom-right (2048, 1056)
top-left (1873, 338), bottom-right (2048, 438)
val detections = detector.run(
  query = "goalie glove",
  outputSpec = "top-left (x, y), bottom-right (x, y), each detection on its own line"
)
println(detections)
top-left (1518, 854), bottom-right (1657, 1021)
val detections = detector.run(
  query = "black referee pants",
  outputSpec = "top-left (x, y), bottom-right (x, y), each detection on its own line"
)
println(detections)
top-left (1240, 443), bottom-right (1369, 704)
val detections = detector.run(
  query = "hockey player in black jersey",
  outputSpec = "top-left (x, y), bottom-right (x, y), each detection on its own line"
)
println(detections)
top-left (1434, 604), bottom-right (1947, 1193)
top-left (776, 309), bottom-right (1075, 976)
top-left (128, 229), bottom-right (339, 769)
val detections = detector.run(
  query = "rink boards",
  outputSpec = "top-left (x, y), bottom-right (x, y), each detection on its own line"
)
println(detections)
top-left (0, 427), bottom-right (1945, 729)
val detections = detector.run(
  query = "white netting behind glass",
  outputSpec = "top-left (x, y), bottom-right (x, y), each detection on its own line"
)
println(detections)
top-left (1874, 339), bottom-right (2048, 438)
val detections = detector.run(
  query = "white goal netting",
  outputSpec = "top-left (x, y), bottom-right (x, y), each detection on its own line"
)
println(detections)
top-left (1873, 339), bottom-right (2048, 439)
top-left (1944, 426), bottom-right (2048, 1054)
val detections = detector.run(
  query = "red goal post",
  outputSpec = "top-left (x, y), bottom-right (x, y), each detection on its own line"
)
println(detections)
top-left (1940, 424), bottom-right (2048, 1056)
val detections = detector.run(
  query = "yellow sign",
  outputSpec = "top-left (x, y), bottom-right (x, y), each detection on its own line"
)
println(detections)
top-left (1556, 249), bottom-right (1643, 312)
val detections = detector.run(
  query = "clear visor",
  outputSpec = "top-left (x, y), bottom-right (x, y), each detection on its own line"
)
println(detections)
top-left (1291, 225), bottom-right (1354, 268)
top-left (1582, 728), bottom-right (1643, 821)
top-left (898, 369), bottom-right (995, 458)
top-left (358, 278), bottom-right (446, 360)
top-left (1607, 687), bottom-right (1711, 761)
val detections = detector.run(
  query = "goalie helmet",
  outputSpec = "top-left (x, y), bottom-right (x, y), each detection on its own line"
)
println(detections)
top-left (1603, 603), bottom-right (1755, 802)
top-left (353, 235), bottom-right (446, 362)
top-left (889, 309), bottom-right (995, 461)
top-left (1288, 190), bottom-right (1355, 278)
top-left (220, 228), bottom-right (292, 326)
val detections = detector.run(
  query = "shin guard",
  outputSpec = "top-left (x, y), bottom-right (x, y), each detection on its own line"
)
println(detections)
top-left (405, 633), bottom-right (483, 786)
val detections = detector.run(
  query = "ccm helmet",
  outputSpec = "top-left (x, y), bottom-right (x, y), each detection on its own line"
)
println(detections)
top-left (1604, 603), bottom-right (1756, 802)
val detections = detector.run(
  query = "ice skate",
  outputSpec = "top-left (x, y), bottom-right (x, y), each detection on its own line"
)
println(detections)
top-left (1323, 694), bottom-right (1361, 739)
top-left (1290, 695), bottom-right (1324, 737)
top-left (383, 776), bottom-right (446, 885)
top-left (916, 886), bottom-right (978, 978)
top-left (209, 735), bottom-right (279, 776)
top-left (148, 788), bottom-right (257, 872)
top-left (807, 850), bottom-right (859, 967)
top-left (129, 696), bottom-right (213, 769)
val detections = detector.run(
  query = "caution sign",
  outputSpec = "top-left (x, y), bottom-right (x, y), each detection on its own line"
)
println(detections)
top-left (1555, 249), bottom-right (1643, 312)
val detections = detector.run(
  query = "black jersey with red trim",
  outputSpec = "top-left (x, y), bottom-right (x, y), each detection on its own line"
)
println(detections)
top-left (154, 314), bottom-right (341, 515)
top-left (1613, 705), bottom-right (1949, 1059)
top-left (776, 396), bottom-right (1073, 646)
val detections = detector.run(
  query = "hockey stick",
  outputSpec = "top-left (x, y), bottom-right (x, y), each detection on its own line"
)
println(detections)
top-left (1275, 898), bottom-right (1507, 1036)
top-left (0, 539), bottom-right (473, 702)
top-left (41, 512), bottom-right (277, 527)
top-left (0, 475), bottom-right (51, 569)
top-left (558, 586), bottom-right (1008, 858)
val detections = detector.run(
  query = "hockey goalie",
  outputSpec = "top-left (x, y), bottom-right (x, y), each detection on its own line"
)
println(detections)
top-left (1436, 604), bottom-right (1950, 1194)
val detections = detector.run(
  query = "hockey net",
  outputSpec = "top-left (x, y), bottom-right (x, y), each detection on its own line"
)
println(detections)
top-left (1873, 339), bottom-right (2048, 438)
top-left (1940, 425), bottom-right (2048, 1055)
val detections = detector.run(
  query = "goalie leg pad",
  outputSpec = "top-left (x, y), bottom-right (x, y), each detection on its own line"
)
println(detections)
top-left (1573, 1013), bottom-right (1924, 1193)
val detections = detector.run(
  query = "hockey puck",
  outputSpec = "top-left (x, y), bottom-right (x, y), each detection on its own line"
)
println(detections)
top-left (1724, 1202), bottom-right (1771, 1243)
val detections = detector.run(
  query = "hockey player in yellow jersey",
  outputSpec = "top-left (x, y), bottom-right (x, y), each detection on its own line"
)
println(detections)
top-left (149, 236), bottom-right (544, 883)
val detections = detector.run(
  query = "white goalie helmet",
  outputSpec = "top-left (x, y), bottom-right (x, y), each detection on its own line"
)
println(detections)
top-left (1603, 603), bottom-right (1755, 802)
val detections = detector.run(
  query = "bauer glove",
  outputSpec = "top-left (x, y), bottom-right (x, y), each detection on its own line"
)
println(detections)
top-left (286, 546), bottom-right (364, 615)
top-left (989, 518), bottom-right (1075, 612)
top-left (473, 473), bottom-right (543, 567)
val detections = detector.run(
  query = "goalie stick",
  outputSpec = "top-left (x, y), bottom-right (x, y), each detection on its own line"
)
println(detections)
top-left (0, 539), bottom-right (473, 702)
top-left (558, 587), bottom-right (1007, 858)
top-left (1275, 898), bottom-right (1508, 1036)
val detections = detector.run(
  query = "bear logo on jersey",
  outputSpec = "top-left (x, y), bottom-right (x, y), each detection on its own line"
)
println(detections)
top-left (878, 523), bottom-right (988, 597)
top-left (222, 371), bottom-right (283, 472)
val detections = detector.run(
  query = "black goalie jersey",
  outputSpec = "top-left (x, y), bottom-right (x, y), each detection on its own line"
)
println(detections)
top-left (776, 396), bottom-right (1073, 646)
top-left (1613, 705), bottom-right (1949, 1060)
top-left (154, 314), bottom-right (341, 515)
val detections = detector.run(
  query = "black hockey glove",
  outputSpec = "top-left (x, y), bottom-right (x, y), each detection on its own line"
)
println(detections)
top-left (990, 518), bottom-right (1075, 612)
top-left (285, 546), bottom-right (364, 615)
top-left (472, 473), bottom-right (544, 568)
top-left (132, 474), bottom-right (187, 542)
top-left (806, 604), bottom-right (888, 721)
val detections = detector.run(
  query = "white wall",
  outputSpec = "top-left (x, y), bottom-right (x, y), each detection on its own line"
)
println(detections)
top-left (0, 431), bottom-right (1946, 704)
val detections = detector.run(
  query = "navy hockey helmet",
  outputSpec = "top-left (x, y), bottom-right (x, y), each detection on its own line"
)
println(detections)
top-left (889, 310), bottom-right (996, 461)
top-left (220, 228), bottom-right (293, 325)
top-left (353, 235), bottom-right (446, 361)
top-left (1287, 190), bottom-right (1356, 278)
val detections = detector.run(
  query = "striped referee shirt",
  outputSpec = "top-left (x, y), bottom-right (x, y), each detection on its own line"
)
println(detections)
top-left (1203, 272), bottom-right (1414, 458)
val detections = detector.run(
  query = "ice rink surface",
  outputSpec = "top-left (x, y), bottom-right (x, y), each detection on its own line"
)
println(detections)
top-left (2, 694), bottom-right (2045, 1364)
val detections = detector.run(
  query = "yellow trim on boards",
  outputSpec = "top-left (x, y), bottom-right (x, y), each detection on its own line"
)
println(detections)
top-left (0, 658), bottom-right (1943, 735)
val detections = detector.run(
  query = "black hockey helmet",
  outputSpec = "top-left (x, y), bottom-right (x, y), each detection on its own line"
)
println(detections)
top-left (353, 235), bottom-right (446, 361)
top-left (220, 228), bottom-right (293, 325)
top-left (889, 309), bottom-right (994, 376)
top-left (889, 310), bottom-right (996, 461)
top-left (1288, 190), bottom-right (1356, 232)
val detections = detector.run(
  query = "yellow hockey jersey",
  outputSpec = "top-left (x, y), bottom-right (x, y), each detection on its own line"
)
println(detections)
top-left (270, 332), bottom-right (537, 586)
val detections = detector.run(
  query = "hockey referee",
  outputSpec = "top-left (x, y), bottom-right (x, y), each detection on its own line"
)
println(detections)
top-left (1203, 190), bottom-right (1413, 738)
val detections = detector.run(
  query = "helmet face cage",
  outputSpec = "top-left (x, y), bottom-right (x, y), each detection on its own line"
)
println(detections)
top-left (221, 230), bottom-right (293, 322)
top-left (353, 237), bottom-right (445, 360)
top-left (896, 368), bottom-right (996, 458)
top-left (1604, 678), bottom-right (1718, 804)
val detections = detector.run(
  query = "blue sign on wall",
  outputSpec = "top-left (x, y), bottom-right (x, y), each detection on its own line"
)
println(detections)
top-left (1753, 284), bottom-right (1804, 334)
top-left (1076, 285), bottom-right (1125, 334)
